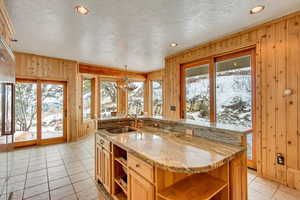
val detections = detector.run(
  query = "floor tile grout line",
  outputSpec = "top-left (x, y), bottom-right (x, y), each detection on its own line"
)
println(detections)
top-left (60, 148), bottom-right (80, 200)
top-left (45, 151), bottom-right (51, 200)
top-left (270, 184), bottom-right (280, 199)
top-left (21, 148), bottom-right (32, 200)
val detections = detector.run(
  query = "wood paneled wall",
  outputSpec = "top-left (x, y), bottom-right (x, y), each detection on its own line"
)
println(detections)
top-left (14, 52), bottom-right (80, 142)
top-left (0, 0), bottom-right (13, 45)
top-left (163, 11), bottom-right (300, 189)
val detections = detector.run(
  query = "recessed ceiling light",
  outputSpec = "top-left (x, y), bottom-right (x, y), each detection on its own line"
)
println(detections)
top-left (170, 42), bottom-right (178, 47)
top-left (75, 5), bottom-right (90, 15)
top-left (250, 5), bottom-right (265, 14)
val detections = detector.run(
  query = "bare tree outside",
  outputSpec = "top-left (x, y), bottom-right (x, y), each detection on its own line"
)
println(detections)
top-left (14, 82), bottom-right (37, 141)
top-left (128, 82), bottom-right (144, 116)
top-left (14, 82), bottom-right (65, 141)
top-left (152, 81), bottom-right (163, 116)
top-left (41, 83), bottom-right (64, 139)
top-left (101, 81), bottom-right (117, 118)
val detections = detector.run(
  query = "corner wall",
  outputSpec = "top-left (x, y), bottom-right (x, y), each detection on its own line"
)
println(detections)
top-left (163, 11), bottom-right (300, 189)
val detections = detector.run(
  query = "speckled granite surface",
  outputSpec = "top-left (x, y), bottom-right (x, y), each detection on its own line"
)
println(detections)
top-left (97, 128), bottom-right (245, 173)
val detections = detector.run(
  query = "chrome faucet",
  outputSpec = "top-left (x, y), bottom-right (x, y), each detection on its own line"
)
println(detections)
top-left (126, 113), bottom-right (143, 129)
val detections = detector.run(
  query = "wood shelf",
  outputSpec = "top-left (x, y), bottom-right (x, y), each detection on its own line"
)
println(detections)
top-left (113, 191), bottom-right (127, 200)
top-left (114, 176), bottom-right (128, 195)
top-left (157, 173), bottom-right (227, 200)
top-left (115, 157), bottom-right (127, 168)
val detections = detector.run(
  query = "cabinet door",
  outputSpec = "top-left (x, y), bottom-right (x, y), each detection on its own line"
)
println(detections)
top-left (128, 170), bottom-right (154, 200)
top-left (95, 144), bottom-right (102, 181)
top-left (102, 148), bottom-right (111, 193)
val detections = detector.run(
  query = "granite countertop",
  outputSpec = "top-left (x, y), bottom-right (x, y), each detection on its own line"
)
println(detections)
top-left (98, 116), bottom-right (252, 136)
top-left (96, 128), bottom-right (245, 173)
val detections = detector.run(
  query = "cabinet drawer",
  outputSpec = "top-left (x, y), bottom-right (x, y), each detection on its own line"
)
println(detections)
top-left (96, 135), bottom-right (111, 152)
top-left (128, 154), bottom-right (154, 183)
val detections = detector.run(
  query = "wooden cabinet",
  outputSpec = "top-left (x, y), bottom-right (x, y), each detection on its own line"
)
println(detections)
top-left (128, 154), bottom-right (154, 183)
top-left (128, 169), bottom-right (154, 200)
top-left (96, 143), bottom-right (102, 181)
top-left (95, 135), bottom-right (112, 193)
top-left (102, 148), bottom-right (111, 193)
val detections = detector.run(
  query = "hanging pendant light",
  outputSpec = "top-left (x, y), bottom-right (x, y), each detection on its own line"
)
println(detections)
top-left (116, 65), bottom-right (138, 91)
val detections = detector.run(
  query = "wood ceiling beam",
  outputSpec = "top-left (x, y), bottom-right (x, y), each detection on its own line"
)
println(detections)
top-left (79, 63), bottom-right (147, 80)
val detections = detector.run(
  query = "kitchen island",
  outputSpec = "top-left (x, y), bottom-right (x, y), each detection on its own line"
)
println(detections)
top-left (95, 117), bottom-right (249, 200)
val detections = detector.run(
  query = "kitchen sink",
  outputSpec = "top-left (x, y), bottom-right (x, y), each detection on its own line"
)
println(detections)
top-left (105, 127), bottom-right (137, 134)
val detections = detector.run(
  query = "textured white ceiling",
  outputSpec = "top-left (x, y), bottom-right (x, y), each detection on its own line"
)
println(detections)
top-left (6, 0), bottom-right (300, 72)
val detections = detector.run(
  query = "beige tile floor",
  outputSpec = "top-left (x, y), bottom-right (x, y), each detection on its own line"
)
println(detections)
top-left (0, 134), bottom-right (299, 200)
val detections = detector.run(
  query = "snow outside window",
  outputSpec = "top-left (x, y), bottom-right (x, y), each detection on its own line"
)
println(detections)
top-left (216, 55), bottom-right (253, 160)
top-left (185, 64), bottom-right (210, 122)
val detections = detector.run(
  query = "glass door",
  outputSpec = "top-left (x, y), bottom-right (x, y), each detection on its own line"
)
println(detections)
top-left (180, 49), bottom-right (256, 169)
top-left (14, 82), bottom-right (37, 143)
top-left (215, 51), bottom-right (256, 169)
top-left (41, 82), bottom-right (65, 140)
top-left (14, 80), bottom-right (66, 146)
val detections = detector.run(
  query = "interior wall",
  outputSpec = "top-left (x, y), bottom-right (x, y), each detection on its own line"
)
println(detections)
top-left (0, 0), bottom-right (13, 46)
top-left (163, 11), bottom-right (300, 189)
top-left (14, 52), bottom-right (80, 142)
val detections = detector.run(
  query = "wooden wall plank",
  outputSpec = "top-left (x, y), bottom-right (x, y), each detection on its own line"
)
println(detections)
top-left (259, 27), bottom-right (268, 178)
top-left (255, 29), bottom-right (263, 175)
top-left (274, 21), bottom-right (287, 184)
top-left (265, 24), bottom-right (277, 179)
top-left (286, 16), bottom-right (299, 171)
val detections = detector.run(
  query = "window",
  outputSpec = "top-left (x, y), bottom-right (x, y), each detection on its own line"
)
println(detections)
top-left (100, 81), bottom-right (118, 118)
top-left (216, 55), bottom-right (252, 128)
top-left (181, 52), bottom-right (253, 127)
top-left (152, 80), bottom-right (163, 117)
top-left (82, 79), bottom-right (92, 120)
top-left (183, 64), bottom-right (210, 121)
top-left (128, 82), bottom-right (144, 116)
